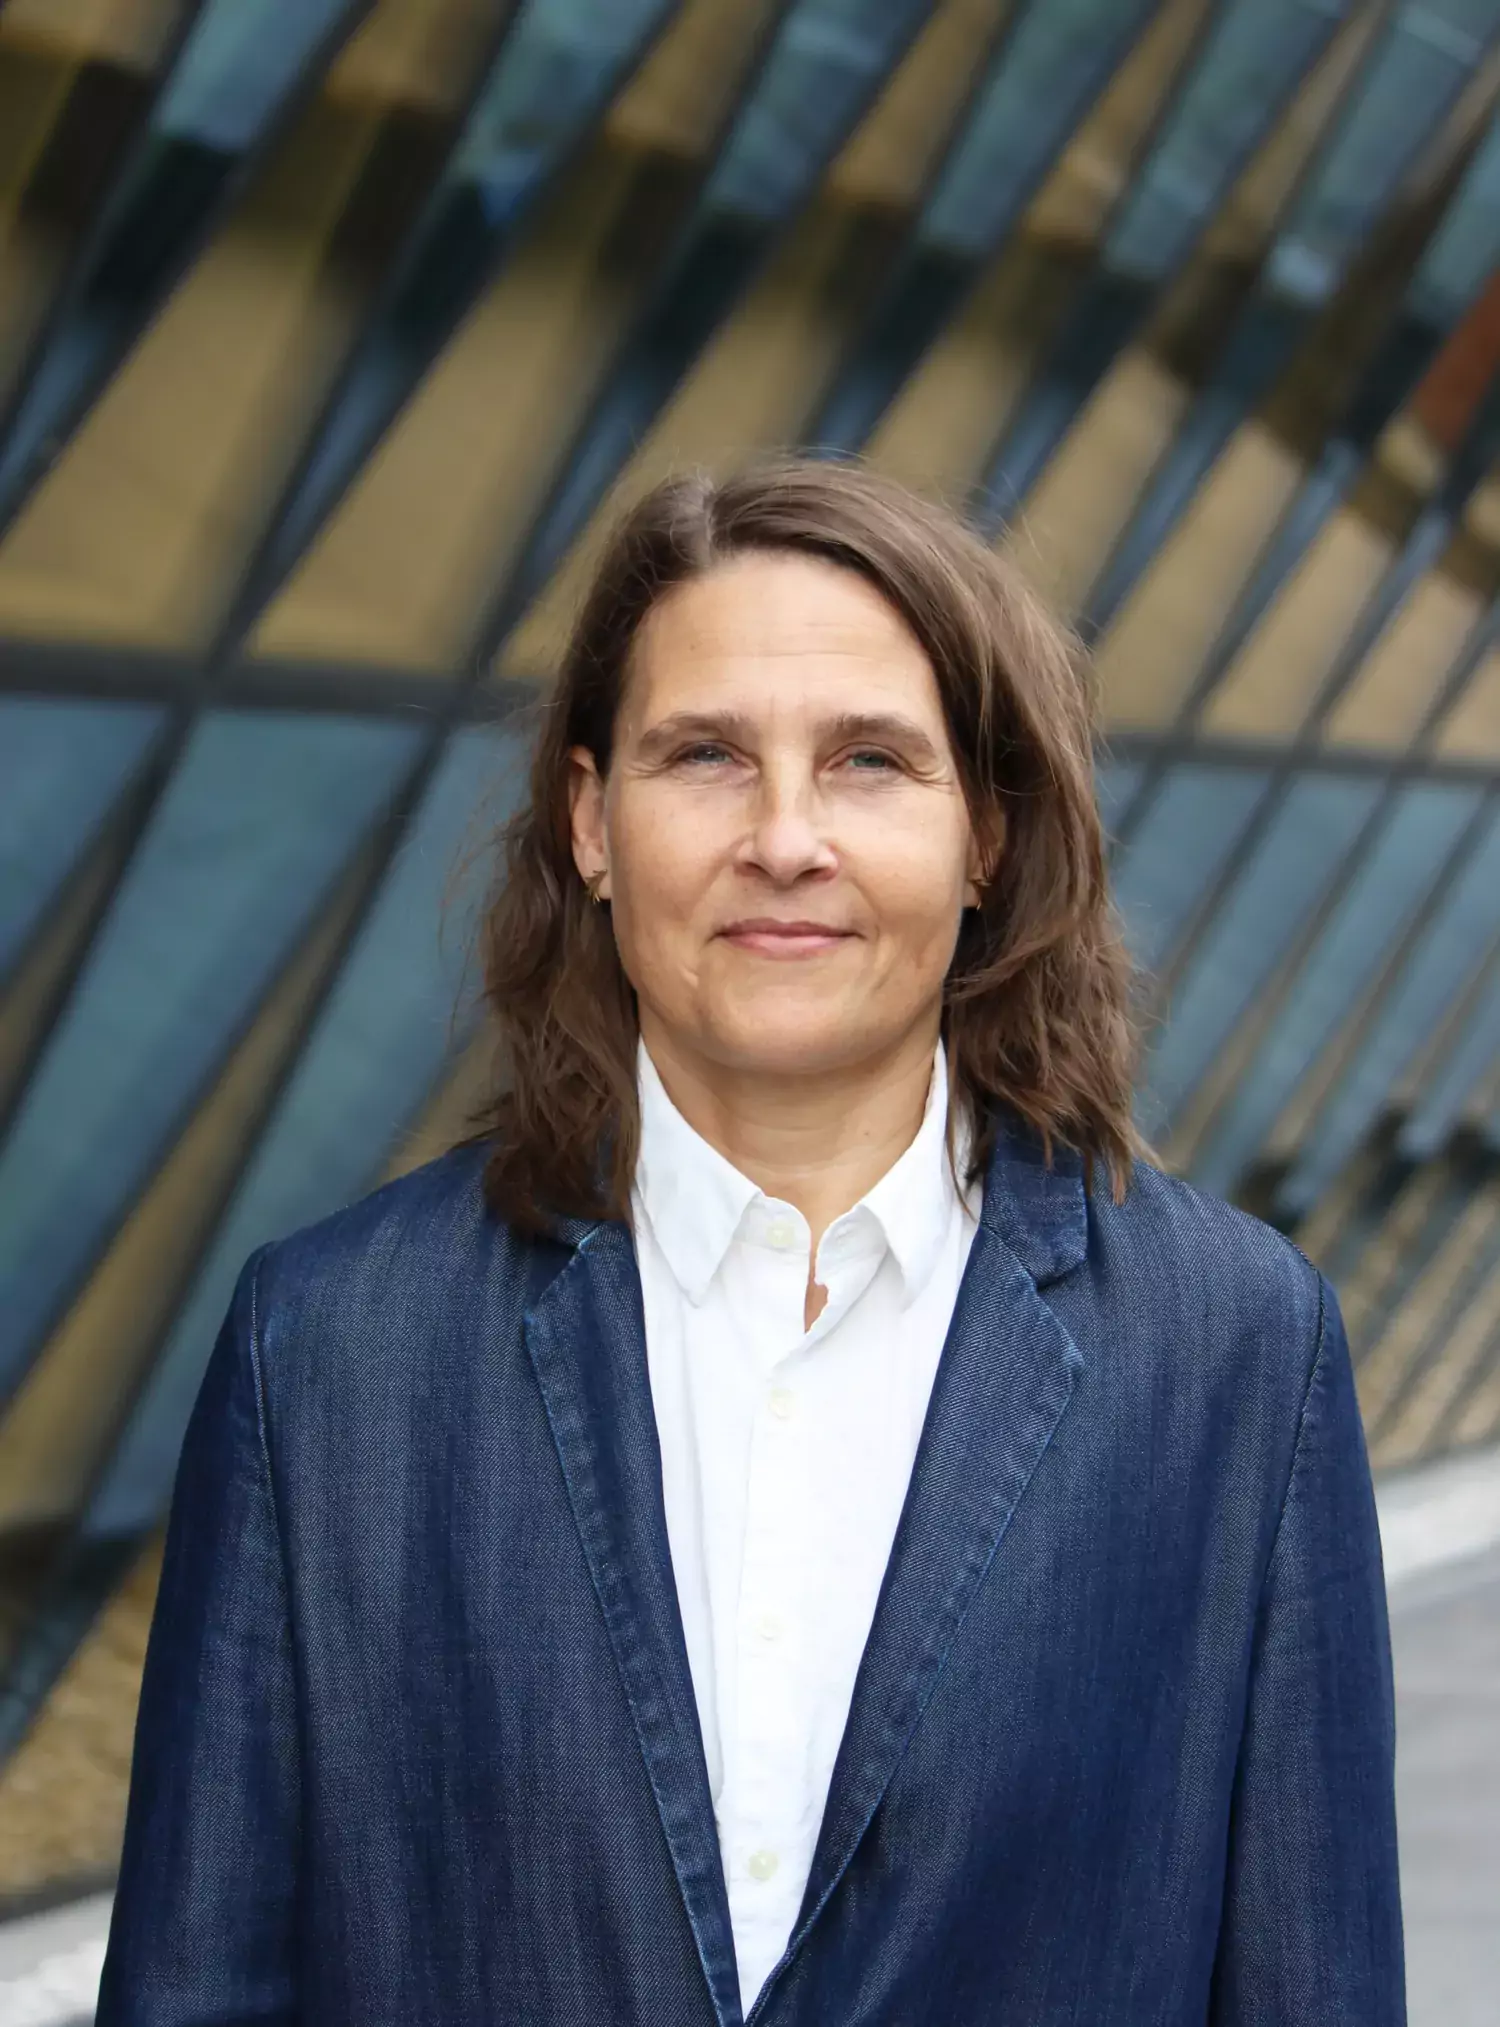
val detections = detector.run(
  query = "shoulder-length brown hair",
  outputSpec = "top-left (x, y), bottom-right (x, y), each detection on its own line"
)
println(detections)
top-left (459, 456), bottom-right (1146, 1232)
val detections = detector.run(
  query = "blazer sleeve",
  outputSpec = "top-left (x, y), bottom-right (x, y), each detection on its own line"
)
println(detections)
top-left (1209, 1266), bottom-right (1405, 2024)
top-left (95, 1245), bottom-right (302, 2026)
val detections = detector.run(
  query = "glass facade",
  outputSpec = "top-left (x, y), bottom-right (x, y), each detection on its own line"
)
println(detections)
top-left (2, 0), bottom-right (1500, 1923)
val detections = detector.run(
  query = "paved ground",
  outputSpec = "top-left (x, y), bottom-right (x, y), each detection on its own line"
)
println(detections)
top-left (1391, 1544), bottom-right (1500, 2027)
top-left (2, 1451), bottom-right (1498, 2024)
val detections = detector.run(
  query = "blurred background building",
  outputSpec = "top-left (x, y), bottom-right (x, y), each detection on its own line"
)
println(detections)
top-left (1, 0), bottom-right (1499, 2007)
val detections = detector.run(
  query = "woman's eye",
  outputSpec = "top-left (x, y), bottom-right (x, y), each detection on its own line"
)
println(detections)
top-left (676, 742), bottom-right (734, 766)
top-left (843, 748), bottom-right (900, 772)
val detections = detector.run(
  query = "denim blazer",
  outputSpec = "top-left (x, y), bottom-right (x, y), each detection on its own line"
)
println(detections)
top-left (97, 1118), bottom-right (1403, 2027)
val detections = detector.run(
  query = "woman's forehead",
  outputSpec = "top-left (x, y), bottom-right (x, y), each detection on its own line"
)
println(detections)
top-left (625, 554), bottom-right (939, 718)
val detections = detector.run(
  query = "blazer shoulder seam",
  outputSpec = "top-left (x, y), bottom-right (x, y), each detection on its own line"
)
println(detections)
top-left (243, 1243), bottom-right (298, 1625)
top-left (1263, 1265), bottom-right (1332, 1578)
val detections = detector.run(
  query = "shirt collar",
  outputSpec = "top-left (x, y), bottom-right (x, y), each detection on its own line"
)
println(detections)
top-left (632, 1038), bottom-right (974, 1310)
top-left (633, 1044), bottom-right (761, 1306)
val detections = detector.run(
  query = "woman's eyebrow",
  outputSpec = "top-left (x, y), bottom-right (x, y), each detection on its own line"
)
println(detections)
top-left (635, 709), bottom-right (942, 763)
top-left (824, 711), bottom-right (942, 762)
top-left (633, 710), bottom-right (756, 759)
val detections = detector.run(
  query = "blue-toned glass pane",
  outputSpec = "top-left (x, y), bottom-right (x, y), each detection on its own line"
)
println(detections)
top-left (0, 711), bottom-right (421, 1399)
top-left (1190, 783), bottom-right (1484, 1194)
top-left (705, 0), bottom-right (932, 225)
top-left (975, 0), bottom-right (1354, 516)
top-left (1076, 0), bottom-right (1497, 634)
top-left (450, 0), bottom-right (674, 221)
top-left (1266, 0), bottom-right (1497, 309)
top-left (918, 0), bottom-right (1157, 259)
top-left (153, 0), bottom-right (358, 150)
top-left (0, 0), bottom-right (369, 523)
top-left (1096, 759), bottom-right (1142, 839)
top-left (1107, 0), bottom-right (1355, 283)
top-left (1401, 951), bottom-right (1500, 1157)
top-left (1140, 775), bottom-right (1382, 1134)
top-left (1110, 766), bottom-right (1271, 977)
top-left (491, 0), bottom-right (936, 632)
top-left (1279, 806), bottom-right (1500, 1215)
top-left (237, 0), bottom-right (676, 619)
top-left (0, 699), bottom-right (164, 980)
top-left (1408, 107), bottom-right (1500, 326)
top-left (88, 723), bottom-right (531, 1537)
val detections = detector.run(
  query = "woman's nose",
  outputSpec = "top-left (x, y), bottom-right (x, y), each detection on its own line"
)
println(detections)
top-left (743, 767), bottom-right (837, 880)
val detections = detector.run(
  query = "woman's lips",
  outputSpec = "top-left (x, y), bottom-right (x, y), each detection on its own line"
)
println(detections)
top-left (718, 920), bottom-right (854, 957)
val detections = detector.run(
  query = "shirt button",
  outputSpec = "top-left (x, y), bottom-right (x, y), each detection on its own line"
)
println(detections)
top-left (748, 1849), bottom-right (780, 1882)
top-left (753, 1611), bottom-right (782, 1642)
top-left (768, 1387), bottom-right (796, 1420)
top-left (765, 1217), bottom-right (799, 1250)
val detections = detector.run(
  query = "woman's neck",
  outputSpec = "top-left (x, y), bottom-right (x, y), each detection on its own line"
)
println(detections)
top-left (638, 1017), bottom-right (941, 1250)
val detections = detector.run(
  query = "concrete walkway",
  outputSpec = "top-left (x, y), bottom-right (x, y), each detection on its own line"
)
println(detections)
top-left (3, 1445), bottom-right (1498, 2025)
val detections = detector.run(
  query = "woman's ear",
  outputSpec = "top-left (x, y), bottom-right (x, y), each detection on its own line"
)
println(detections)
top-left (964, 805), bottom-right (1005, 908)
top-left (567, 746), bottom-right (611, 901)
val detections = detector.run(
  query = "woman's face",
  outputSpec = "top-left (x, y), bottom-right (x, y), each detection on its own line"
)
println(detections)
top-left (569, 551), bottom-right (990, 1082)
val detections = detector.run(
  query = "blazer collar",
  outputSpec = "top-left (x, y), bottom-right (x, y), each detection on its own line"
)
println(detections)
top-left (522, 1110), bottom-right (1089, 2027)
top-left (974, 1106), bottom-right (1089, 1285)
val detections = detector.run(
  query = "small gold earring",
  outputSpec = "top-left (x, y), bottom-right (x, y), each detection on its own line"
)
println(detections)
top-left (585, 869), bottom-right (607, 905)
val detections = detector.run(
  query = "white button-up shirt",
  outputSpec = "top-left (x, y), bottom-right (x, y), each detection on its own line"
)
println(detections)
top-left (631, 1040), bottom-right (980, 2015)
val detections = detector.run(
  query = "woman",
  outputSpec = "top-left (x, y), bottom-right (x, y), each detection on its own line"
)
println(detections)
top-left (98, 458), bottom-right (1402, 2025)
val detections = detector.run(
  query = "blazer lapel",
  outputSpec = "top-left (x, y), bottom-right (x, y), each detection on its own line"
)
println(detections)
top-left (522, 1219), bottom-right (742, 2027)
top-left (751, 1120), bottom-right (1091, 2019)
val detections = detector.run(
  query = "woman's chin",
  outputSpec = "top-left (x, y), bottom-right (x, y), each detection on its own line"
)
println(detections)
top-left (694, 1012), bottom-right (881, 1081)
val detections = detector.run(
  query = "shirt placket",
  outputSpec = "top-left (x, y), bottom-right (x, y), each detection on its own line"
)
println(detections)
top-left (728, 1228), bottom-right (812, 1973)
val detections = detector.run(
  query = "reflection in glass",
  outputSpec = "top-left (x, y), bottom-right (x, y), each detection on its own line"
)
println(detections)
top-left (0, 0), bottom-right (371, 531)
top-left (482, 0), bottom-right (938, 648)
top-left (1111, 763), bottom-right (1271, 978)
top-left (1140, 774), bottom-right (1381, 1133)
top-left (228, 0), bottom-right (680, 636)
top-left (0, 711), bottom-right (420, 1404)
top-left (1190, 783), bottom-right (1484, 1193)
top-left (0, 698), bottom-right (163, 982)
top-left (811, 0), bottom-right (1159, 453)
top-left (1401, 884), bottom-right (1500, 1158)
top-left (86, 721), bottom-right (531, 1540)
top-left (979, 0), bottom-right (1358, 517)
top-left (1279, 805), bottom-right (1500, 1215)
top-left (1080, 0), bottom-right (1500, 640)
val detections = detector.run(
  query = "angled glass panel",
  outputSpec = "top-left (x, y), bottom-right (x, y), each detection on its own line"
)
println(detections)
top-left (1139, 774), bottom-right (1382, 1133)
top-left (0, 0), bottom-right (373, 531)
top-left (1079, 0), bottom-right (1500, 638)
top-left (1170, 107), bottom-right (1500, 715)
top-left (0, 0), bottom-right (204, 411)
top-left (0, 711), bottom-right (421, 1403)
top-left (1190, 782), bottom-right (1485, 1193)
top-left (914, 0), bottom-right (1160, 258)
top-left (1096, 757), bottom-right (1143, 839)
top-left (86, 722), bottom-right (532, 1539)
top-left (979, 0), bottom-right (1356, 513)
top-left (229, 0), bottom-right (678, 633)
top-left (0, 698), bottom-right (164, 981)
top-left (807, 0), bottom-right (1159, 453)
top-left (1293, 374), bottom-right (1500, 740)
top-left (1110, 764), bottom-right (1271, 977)
top-left (1400, 942), bottom-right (1500, 1156)
top-left (1279, 805), bottom-right (1500, 1216)
top-left (486, 0), bottom-right (937, 637)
